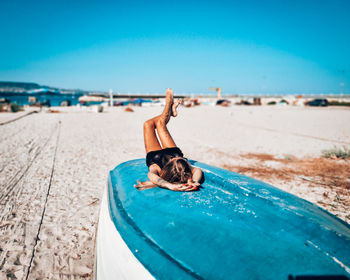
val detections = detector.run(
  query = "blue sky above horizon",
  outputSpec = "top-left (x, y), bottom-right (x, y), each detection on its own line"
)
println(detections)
top-left (0, 0), bottom-right (349, 94)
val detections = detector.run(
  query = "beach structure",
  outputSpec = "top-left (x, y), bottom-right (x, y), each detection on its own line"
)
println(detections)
top-left (28, 96), bottom-right (36, 104)
top-left (109, 89), bottom-right (113, 107)
top-left (209, 87), bottom-right (222, 99)
top-left (96, 159), bottom-right (350, 279)
top-left (78, 95), bottom-right (107, 105)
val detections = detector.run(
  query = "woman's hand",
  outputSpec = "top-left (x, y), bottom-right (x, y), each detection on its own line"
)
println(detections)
top-left (167, 179), bottom-right (200, 192)
top-left (185, 178), bottom-right (200, 190)
top-left (134, 180), bottom-right (157, 191)
top-left (167, 183), bottom-right (198, 192)
top-left (146, 171), bottom-right (200, 192)
top-left (135, 180), bottom-right (196, 192)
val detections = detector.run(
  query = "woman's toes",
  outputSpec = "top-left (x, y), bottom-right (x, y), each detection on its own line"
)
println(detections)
top-left (172, 100), bottom-right (181, 117)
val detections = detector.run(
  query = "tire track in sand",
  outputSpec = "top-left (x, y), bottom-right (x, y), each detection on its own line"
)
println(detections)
top-left (25, 121), bottom-right (61, 280)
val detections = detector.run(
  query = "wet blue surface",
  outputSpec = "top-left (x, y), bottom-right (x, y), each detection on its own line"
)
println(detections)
top-left (108, 159), bottom-right (350, 280)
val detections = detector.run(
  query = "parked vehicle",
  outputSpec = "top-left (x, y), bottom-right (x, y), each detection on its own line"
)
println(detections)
top-left (306, 98), bottom-right (328, 106)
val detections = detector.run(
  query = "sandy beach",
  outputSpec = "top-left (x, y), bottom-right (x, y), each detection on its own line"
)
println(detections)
top-left (0, 104), bottom-right (349, 279)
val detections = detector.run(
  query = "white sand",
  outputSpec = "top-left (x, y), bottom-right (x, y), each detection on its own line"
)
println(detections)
top-left (0, 105), bottom-right (349, 279)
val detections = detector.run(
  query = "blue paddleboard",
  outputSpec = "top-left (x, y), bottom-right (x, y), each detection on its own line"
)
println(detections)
top-left (106, 159), bottom-right (350, 279)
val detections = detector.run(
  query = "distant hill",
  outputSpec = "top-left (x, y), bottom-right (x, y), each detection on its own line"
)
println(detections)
top-left (0, 81), bottom-right (41, 92)
top-left (0, 81), bottom-right (90, 95)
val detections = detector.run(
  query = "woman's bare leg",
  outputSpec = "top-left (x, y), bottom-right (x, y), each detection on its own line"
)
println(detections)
top-left (156, 89), bottom-right (179, 148)
top-left (143, 88), bottom-right (180, 153)
top-left (143, 116), bottom-right (162, 153)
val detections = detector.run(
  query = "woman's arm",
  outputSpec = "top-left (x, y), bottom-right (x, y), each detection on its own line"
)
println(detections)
top-left (190, 166), bottom-right (203, 184)
top-left (148, 172), bottom-right (174, 189)
top-left (134, 165), bottom-right (162, 190)
top-left (134, 180), bottom-right (157, 190)
top-left (147, 164), bottom-right (197, 191)
top-left (181, 166), bottom-right (203, 189)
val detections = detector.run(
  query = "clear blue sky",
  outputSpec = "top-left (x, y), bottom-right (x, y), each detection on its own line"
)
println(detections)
top-left (0, 0), bottom-right (349, 94)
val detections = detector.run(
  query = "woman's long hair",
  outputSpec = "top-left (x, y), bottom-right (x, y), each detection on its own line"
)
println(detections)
top-left (159, 158), bottom-right (192, 184)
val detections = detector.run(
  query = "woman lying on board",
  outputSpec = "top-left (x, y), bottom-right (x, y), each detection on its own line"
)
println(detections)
top-left (135, 88), bottom-right (204, 192)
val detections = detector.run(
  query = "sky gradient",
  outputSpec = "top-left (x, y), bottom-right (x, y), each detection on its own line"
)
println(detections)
top-left (1, 0), bottom-right (349, 94)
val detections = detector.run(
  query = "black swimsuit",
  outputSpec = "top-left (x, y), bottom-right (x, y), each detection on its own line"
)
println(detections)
top-left (146, 147), bottom-right (184, 168)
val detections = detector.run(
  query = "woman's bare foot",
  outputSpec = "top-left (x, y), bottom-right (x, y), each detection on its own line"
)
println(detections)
top-left (160, 88), bottom-right (174, 124)
top-left (171, 99), bottom-right (182, 117)
top-left (165, 88), bottom-right (174, 106)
